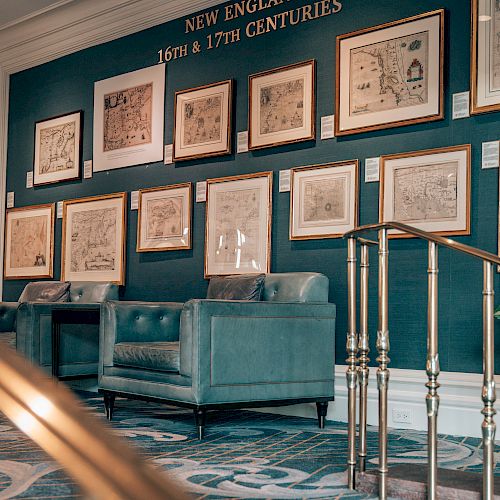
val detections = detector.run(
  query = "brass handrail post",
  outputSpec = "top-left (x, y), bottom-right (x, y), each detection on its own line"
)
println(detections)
top-left (358, 242), bottom-right (370, 472)
top-left (482, 261), bottom-right (496, 500)
top-left (426, 242), bottom-right (440, 499)
top-left (346, 236), bottom-right (358, 489)
top-left (377, 228), bottom-right (390, 500)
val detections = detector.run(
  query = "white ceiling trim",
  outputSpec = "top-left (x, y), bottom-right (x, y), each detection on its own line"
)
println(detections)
top-left (0, 0), bottom-right (224, 73)
top-left (0, 0), bottom-right (76, 33)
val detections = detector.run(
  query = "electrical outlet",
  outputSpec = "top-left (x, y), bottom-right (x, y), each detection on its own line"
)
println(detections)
top-left (392, 408), bottom-right (413, 424)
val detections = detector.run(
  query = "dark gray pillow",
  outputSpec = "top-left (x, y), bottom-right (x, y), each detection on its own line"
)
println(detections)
top-left (207, 274), bottom-right (265, 301)
top-left (19, 281), bottom-right (71, 303)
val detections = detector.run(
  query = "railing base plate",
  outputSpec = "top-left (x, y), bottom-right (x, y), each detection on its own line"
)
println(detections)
top-left (356, 464), bottom-right (500, 499)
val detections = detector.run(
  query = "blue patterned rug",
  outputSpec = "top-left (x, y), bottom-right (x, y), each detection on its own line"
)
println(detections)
top-left (0, 392), bottom-right (495, 499)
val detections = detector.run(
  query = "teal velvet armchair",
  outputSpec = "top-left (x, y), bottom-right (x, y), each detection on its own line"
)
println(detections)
top-left (16, 281), bottom-right (119, 377)
top-left (98, 273), bottom-right (336, 438)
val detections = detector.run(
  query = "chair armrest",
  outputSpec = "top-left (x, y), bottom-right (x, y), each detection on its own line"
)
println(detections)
top-left (16, 302), bottom-right (101, 358)
top-left (0, 302), bottom-right (18, 332)
top-left (179, 299), bottom-right (336, 385)
top-left (100, 301), bottom-right (184, 369)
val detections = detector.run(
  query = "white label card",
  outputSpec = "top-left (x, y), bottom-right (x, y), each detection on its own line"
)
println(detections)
top-left (482, 141), bottom-right (500, 169)
top-left (164, 144), bottom-right (173, 164)
top-left (83, 160), bottom-right (93, 178)
top-left (57, 201), bottom-right (64, 219)
top-left (452, 92), bottom-right (470, 120)
top-left (279, 169), bottom-right (291, 192)
top-left (6, 192), bottom-right (14, 208)
top-left (26, 171), bottom-right (33, 188)
top-left (196, 181), bottom-right (207, 202)
top-left (131, 191), bottom-right (139, 210)
top-left (237, 131), bottom-right (249, 153)
top-left (320, 115), bottom-right (335, 139)
top-left (365, 157), bottom-right (380, 183)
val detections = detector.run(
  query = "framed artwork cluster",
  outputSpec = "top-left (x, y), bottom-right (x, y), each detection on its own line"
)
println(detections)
top-left (9, 5), bottom-right (499, 283)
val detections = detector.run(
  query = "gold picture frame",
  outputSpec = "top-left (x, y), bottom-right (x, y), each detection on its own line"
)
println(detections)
top-left (205, 171), bottom-right (273, 277)
top-left (137, 182), bottom-right (192, 252)
top-left (4, 203), bottom-right (55, 279)
top-left (249, 60), bottom-right (315, 150)
top-left (173, 80), bottom-right (232, 161)
top-left (61, 192), bottom-right (127, 284)
top-left (34, 111), bottom-right (82, 186)
top-left (471, 0), bottom-right (500, 114)
top-left (380, 144), bottom-right (471, 238)
top-left (335, 10), bottom-right (444, 136)
top-left (290, 160), bottom-right (359, 240)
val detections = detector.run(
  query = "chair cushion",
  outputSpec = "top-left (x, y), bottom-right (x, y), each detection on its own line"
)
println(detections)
top-left (19, 281), bottom-right (70, 303)
top-left (207, 274), bottom-right (265, 301)
top-left (113, 341), bottom-right (180, 372)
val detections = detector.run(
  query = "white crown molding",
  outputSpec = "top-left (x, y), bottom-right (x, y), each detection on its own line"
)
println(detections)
top-left (0, 0), bottom-right (224, 73)
top-left (0, 0), bottom-right (76, 32)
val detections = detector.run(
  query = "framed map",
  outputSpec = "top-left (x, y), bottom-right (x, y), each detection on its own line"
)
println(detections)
top-left (471, 0), bottom-right (500, 113)
top-left (205, 172), bottom-right (273, 277)
top-left (335, 10), bottom-right (444, 136)
top-left (61, 192), bottom-right (126, 284)
top-left (137, 183), bottom-right (192, 252)
top-left (290, 161), bottom-right (359, 240)
top-left (4, 203), bottom-right (55, 279)
top-left (380, 145), bottom-right (471, 237)
top-left (174, 80), bottom-right (232, 161)
top-left (34, 111), bottom-right (82, 186)
top-left (93, 64), bottom-right (165, 171)
top-left (249, 60), bottom-right (315, 150)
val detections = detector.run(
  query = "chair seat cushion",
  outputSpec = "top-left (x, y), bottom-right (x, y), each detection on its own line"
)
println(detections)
top-left (113, 341), bottom-right (180, 372)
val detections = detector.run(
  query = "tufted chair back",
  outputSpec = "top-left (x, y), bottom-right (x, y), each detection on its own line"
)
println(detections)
top-left (262, 273), bottom-right (329, 303)
top-left (70, 282), bottom-right (119, 303)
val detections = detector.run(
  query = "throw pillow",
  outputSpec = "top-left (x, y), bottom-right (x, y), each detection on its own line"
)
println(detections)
top-left (19, 281), bottom-right (71, 303)
top-left (207, 274), bottom-right (265, 301)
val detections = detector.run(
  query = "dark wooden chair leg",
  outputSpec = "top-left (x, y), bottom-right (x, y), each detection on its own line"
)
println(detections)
top-left (103, 393), bottom-right (115, 421)
top-left (194, 408), bottom-right (206, 440)
top-left (316, 401), bottom-right (328, 429)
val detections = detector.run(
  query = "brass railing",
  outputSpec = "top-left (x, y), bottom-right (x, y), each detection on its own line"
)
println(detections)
top-left (0, 345), bottom-right (187, 499)
top-left (344, 222), bottom-right (500, 500)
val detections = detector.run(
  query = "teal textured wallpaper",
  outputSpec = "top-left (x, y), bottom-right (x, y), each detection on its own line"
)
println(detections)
top-left (5, 0), bottom-right (499, 373)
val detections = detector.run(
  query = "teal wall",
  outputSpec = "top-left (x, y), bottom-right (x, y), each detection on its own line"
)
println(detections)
top-left (5, 0), bottom-right (499, 374)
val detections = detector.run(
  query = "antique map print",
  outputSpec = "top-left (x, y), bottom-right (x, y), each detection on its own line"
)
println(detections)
top-left (10, 216), bottom-right (47, 268)
top-left (260, 78), bottom-right (304, 134)
top-left (103, 83), bottom-right (152, 152)
top-left (393, 162), bottom-right (458, 222)
top-left (214, 188), bottom-right (260, 266)
top-left (146, 197), bottom-right (183, 240)
top-left (183, 94), bottom-right (222, 146)
top-left (39, 122), bottom-right (76, 173)
top-left (70, 208), bottom-right (117, 272)
top-left (490, 0), bottom-right (500, 91)
top-left (350, 31), bottom-right (429, 116)
top-left (301, 177), bottom-right (347, 225)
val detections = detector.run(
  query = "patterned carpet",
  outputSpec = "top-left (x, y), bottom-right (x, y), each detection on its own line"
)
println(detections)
top-left (0, 391), bottom-right (496, 499)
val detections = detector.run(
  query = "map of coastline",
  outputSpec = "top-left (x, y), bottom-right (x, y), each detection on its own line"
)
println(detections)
top-left (39, 122), bottom-right (76, 174)
top-left (103, 83), bottom-right (152, 152)
top-left (260, 78), bottom-right (304, 134)
top-left (393, 162), bottom-right (458, 223)
top-left (302, 177), bottom-right (347, 225)
top-left (490, 0), bottom-right (500, 91)
top-left (183, 94), bottom-right (222, 146)
top-left (350, 31), bottom-right (429, 116)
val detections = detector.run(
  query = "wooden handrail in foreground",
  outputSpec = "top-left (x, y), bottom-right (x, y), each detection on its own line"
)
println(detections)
top-left (0, 345), bottom-right (187, 500)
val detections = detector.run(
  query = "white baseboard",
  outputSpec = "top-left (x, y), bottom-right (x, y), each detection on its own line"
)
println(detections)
top-left (254, 366), bottom-right (494, 439)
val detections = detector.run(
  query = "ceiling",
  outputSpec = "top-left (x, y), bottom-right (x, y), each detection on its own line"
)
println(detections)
top-left (0, 0), bottom-right (73, 30)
